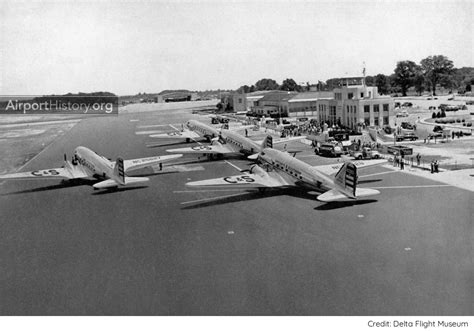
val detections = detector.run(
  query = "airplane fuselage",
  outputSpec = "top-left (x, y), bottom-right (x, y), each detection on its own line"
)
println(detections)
top-left (73, 146), bottom-right (114, 179)
top-left (258, 148), bottom-right (335, 190)
top-left (186, 120), bottom-right (219, 139)
top-left (218, 130), bottom-right (262, 155)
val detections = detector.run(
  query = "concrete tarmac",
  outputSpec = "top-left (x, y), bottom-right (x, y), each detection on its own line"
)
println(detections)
top-left (0, 108), bottom-right (471, 315)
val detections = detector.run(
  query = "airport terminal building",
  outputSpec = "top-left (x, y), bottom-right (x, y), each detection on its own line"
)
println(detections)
top-left (330, 78), bottom-right (395, 129)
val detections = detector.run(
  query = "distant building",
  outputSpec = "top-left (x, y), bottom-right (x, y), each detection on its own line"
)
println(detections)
top-left (232, 93), bottom-right (246, 113)
top-left (229, 90), bottom-right (276, 113)
top-left (158, 90), bottom-right (198, 102)
top-left (251, 91), bottom-right (298, 117)
top-left (287, 91), bottom-right (334, 118)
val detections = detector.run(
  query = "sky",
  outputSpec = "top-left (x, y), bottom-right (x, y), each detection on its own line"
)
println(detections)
top-left (0, 0), bottom-right (472, 95)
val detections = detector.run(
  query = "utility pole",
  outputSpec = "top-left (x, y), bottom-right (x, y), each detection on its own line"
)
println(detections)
top-left (362, 61), bottom-right (366, 86)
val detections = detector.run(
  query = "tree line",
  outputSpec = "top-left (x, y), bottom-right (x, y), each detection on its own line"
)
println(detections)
top-left (237, 55), bottom-right (474, 96)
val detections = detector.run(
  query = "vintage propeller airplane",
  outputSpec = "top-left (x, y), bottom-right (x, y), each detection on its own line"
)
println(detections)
top-left (186, 136), bottom-right (386, 202)
top-left (0, 146), bottom-right (182, 190)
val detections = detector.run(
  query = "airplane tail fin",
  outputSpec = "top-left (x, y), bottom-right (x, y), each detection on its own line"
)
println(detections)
top-left (261, 135), bottom-right (273, 149)
top-left (317, 162), bottom-right (380, 202)
top-left (334, 162), bottom-right (357, 198)
top-left (113, 157), bottom-right (126, 185)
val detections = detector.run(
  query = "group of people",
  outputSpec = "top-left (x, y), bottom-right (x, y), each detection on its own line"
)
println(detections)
top-left (430, 160), bottom-right (440, 173)
top-left (393, 152), bottom-right (405, 170)
top-left (394, 152), bottom-right (441, 174)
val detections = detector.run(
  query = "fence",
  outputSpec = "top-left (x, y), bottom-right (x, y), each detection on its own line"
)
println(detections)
top-left (386, 154), bottom-right (471, 171)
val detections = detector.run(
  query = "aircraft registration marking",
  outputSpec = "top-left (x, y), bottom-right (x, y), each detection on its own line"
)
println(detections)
top-left (131, 157), bottom-right (158, 164)
top-left (191, 146), bottom-right (212, 151)
top-left (223, 175), bottom-right (255, 184)
top-left (31, 169), bottom-right (60, 176)
top-left (329, 160), bottom-right (367, 170)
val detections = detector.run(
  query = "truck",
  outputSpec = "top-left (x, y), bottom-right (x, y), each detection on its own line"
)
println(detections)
top-left (351, 147), bottom-right (381, 160)
top-left (315, 142), bottom-right (344, 157)
top-left (395, 132), bottom-right (418, 141)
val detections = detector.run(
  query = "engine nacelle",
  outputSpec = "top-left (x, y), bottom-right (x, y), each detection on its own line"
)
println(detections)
top-left (250, 165), bottom-right (267, 176)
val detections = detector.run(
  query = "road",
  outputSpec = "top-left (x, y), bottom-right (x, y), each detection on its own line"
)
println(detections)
top-left (0, 108), bottom-right (471, 315)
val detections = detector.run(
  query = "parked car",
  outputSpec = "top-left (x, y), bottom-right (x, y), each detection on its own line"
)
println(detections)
top-left (400, 122), bottom-right (414, 130)
top-left (433, 125), bottom-right (444, 133)
top-left (445, 105), bottom-right (460, 111)
top-left (351, 147), bottom-right (381, 160)
top-left (396, 111), bottom-right (409, 118)
top-left (439, 104), bottom-right (459, 111)
top-left (383, 125), bottom-right (393, 134)
top-left (402, 102), bottom-right (413, 107)
top-left (211, 116), bottom-right (229, 124)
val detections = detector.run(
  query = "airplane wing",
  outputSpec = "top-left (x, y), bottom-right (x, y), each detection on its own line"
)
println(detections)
top-left (312, 159), bottom-right (387, 177)
top-left (166, 144), bottom-right (234, 155)
top-left (120, 154), bottom-right (182, 172)
top-left (149, 130), bottom-right (201, 140)
top-left (255, 136), bottom-right (305, 146)
top-left (186, 172), bottom-right (286, 188)
top-left (317, 187), bottom-right (380, 202)
top-left (0, 167), bottom-right (88, 180)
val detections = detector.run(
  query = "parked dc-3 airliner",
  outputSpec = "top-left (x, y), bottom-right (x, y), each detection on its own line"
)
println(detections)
top-left (0, 146), bottom-right (182, 190)
top-left (186, 136), bottom-right (386, 202)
